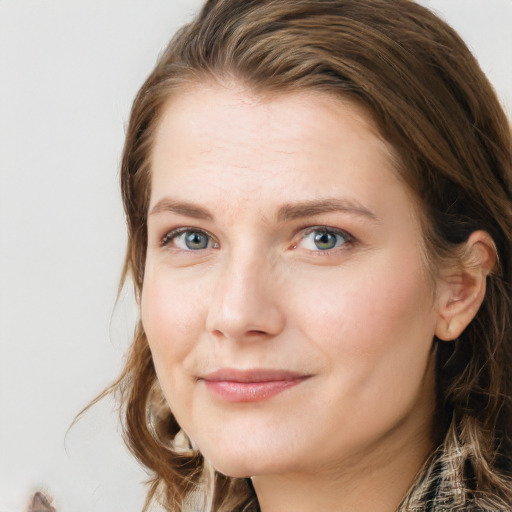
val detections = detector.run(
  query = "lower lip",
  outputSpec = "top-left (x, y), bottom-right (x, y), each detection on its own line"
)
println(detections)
top-left (203, 379), bottom-right (306, 402)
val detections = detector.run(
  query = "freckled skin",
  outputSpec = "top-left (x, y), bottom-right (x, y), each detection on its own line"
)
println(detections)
top-left (142, 84), bottom-right (440, 511)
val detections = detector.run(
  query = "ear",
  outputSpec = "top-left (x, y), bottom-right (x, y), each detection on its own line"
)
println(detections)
top-left (435, 231), bottom-right (496, 341)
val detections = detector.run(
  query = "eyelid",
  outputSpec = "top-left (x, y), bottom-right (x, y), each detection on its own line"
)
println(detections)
top-left (301, 225), bottom-right (352, 237)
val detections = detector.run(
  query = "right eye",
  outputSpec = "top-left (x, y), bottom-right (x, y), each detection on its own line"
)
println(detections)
top-left (161, 229), bottom-right (219, 251)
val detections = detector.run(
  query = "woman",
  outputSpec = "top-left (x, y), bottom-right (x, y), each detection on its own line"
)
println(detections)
top-left (109, 0), bottom-right (512, 510)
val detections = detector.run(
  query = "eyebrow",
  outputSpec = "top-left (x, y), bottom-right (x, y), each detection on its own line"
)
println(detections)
top-left (276, 198), bottom-right (377, 222)
top-left (148, 197), bottom-right (377, 222)
top-left (149, 198), bottom-right (214, 220)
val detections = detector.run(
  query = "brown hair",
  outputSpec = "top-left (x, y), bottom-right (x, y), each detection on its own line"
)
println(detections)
top-left (107, 0), bottom-right (512, 510)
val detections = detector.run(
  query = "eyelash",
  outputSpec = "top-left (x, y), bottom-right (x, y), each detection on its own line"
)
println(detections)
top-left (160, 226), bottom-right (355, 254)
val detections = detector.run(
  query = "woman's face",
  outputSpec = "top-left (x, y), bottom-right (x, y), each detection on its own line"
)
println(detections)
top-left (142, 83), bottom-right (440, 478)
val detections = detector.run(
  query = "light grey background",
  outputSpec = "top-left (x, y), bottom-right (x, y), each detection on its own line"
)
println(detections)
top-left (0, 1), bottom-right (511, 511)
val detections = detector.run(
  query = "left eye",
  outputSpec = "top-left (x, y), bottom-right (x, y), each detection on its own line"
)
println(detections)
top-left (298, 228), bottom-right (351, 251)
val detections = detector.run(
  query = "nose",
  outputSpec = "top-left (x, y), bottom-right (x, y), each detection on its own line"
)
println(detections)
top-left (205, 252), bottom-right (286, 342)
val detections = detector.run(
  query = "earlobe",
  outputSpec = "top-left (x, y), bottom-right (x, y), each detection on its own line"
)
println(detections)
top-left (434, 231), bottom-right (496, 342)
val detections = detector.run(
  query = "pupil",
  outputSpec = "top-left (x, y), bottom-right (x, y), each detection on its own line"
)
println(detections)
top-left (186, 232), bottom-right (208, 249)
top-left (314, 231), bottom-right (337, 250)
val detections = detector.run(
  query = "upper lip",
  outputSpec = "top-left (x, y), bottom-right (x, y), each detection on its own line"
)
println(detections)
top-left (199, 368), bottom-right (310, 383)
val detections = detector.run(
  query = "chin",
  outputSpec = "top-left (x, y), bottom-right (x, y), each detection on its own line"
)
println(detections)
top-left (201, 442), bottom-right (296, 478)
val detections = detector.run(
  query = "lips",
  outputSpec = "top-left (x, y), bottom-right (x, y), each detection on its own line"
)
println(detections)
top-left (199, 368), bottom-right (310, 402)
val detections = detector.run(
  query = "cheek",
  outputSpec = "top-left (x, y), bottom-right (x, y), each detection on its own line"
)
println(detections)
top-left (282, 253), bottom-right (437, 453)
top-left (290, 252), bottom-right (436, 362)
top-left (141, 266), bottom-right (208, 368)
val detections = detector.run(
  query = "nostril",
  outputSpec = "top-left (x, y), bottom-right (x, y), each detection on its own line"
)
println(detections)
top-left (248, 330), bottom-right (267, 336)
top-left (211, 328), bottom-right (270, 341)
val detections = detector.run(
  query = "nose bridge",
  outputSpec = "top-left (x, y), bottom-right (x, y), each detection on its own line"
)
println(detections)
top-left (206, 245), bottom-right (285, 340)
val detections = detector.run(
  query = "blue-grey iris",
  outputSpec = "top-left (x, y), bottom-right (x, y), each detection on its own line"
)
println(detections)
top-left (185, 231), bottom-right (209, 250)
top-left (314, 231), bottom-right (340, 250)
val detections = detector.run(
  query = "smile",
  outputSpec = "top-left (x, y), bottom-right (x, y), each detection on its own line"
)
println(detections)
top-left (199, 369), bottom-right (311, 402)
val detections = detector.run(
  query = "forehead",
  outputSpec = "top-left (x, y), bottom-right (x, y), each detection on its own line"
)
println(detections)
top-left (149, 82), bottom-right (407, 220)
